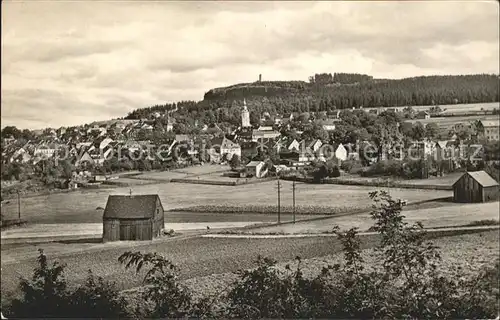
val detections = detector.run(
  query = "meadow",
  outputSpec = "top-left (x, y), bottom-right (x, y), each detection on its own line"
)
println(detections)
top-left (0, 180), bottom-right (451, 224)
top-left (364, 102), bottom-right (499, 115)
top-left (135, 165), bottom-right (229, 180)
top-left (403, 114), bottom-right (498, 127)
top-left (232, 201), bottom-right (500, 234)
top-left (331, 172), bottom-right (462, 188)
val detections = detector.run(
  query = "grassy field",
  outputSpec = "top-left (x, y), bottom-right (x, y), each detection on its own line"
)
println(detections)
top-left (404, 115), bottom-right (498, 127)
top-left (131, 171), bottom-right (193, 181)
top-left (0, 181), bottom-right (451, 224)
top-left (180, 230), bottom-right (500, 300)
top-left (235, 201), bottom-right (499, 234)
top-left (2, 229), bottom-right (497, 304)
top-left (333, 172), bottom-right (461, 188)
top-left (0, 213), bottom-right (321, 243)
top-left (364, 102), bottom-right (499, 115)
top-left (115, 165), bottom-right (230, 182)
top-left (168, 165), bottom-right (229, 175)
top-left (396, 172), bottom-right (462, 186)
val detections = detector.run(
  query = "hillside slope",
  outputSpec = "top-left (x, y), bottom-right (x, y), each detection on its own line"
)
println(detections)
top-left (124, 73), bottom-right (499, 121)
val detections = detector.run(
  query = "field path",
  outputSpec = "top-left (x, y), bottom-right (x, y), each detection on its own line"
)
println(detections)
top-left (228, 201), bottom-right (500, 234)
top-left (0, 221), bottom-right (263, 240)
top-left (202, 225), bottom-right (500, 238)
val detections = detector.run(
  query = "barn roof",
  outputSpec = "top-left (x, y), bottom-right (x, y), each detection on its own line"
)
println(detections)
top-left (246, 160), bottom-right (264, 167)
top-left (103, 194), bottom-right (162, 219)
top-left (480, 120), bottom-right (500, 128)
top-left (453, 171), bottom-right (499, 188)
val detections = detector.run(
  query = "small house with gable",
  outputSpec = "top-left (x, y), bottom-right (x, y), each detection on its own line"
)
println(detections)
top-left (452, 171), bottom-right (499, 203)
top-left (244, 160), bottom-right (268, 178)
top-left (102, 194), bottom-right (165, 242)
top-left (335, 143), bottom-right (348, 161)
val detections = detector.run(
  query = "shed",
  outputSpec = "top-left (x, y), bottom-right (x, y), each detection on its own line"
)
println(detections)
top-left (102, 194), bottom-right (165, 242)
top-left (245, 161), bottom-right (267, 178)
top-left (452, 171), bottom-right (499, 203)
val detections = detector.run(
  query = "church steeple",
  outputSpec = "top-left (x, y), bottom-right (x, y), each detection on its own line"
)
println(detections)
top-left (241, 99), bottom-right (250, 128)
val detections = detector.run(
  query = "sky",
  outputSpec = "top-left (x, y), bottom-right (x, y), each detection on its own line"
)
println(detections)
top-left (1, 1), bottom-right (499, 130)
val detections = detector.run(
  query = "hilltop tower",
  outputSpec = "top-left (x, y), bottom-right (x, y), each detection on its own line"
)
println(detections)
top-left (241, 99), bottom-right (251, 128)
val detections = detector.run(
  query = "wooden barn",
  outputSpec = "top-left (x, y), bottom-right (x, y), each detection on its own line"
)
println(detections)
top-left (102, 194), bottom-right (164, 242)
top-left (452, 171), bottom-right (499, 203)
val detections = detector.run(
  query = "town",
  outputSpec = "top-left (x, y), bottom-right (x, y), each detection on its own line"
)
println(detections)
top-left (1, 82), bottom-right (499, 194)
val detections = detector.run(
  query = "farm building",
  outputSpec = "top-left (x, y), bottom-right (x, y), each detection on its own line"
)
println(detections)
top-left (452, 171), bottom-right (499, 203)
top-left (102, 194), bottom-right (165, 242)
top-left (244, 161), bottom-right (268, 178)
top-left (477, 119), bottom-right (500, 141)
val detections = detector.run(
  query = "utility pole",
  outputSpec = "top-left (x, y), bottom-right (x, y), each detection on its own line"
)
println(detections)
top-left (16, 190), bottom-right (21, 220)
top-left (292, 180), bottom-right (296, 224)
top-left (277, 176), bottom-right (281, 224)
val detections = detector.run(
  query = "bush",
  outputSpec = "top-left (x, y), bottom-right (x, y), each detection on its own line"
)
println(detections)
top-left (361, 160), bottom-right (403, 177)
top-left (70, 271), bottom-right (128, 318)
top-left (7, 249), bottom-right (128, 319)
top-left (401, 159), bottom-right (427, 179)
top-left (340, 159), bottom-right (364, 174)
top-left (118, 251), bottom-right (192, 318)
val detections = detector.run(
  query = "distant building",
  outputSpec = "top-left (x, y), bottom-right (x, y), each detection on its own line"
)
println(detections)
top-left (241, 99), bottom-right (251, 128)
top-left (416, 111), bottom-right (430, 120)
top-left (452, 171), bottom-right (499, 203)
top-left (252, 130), bottom-right (280, 142)
top-left (335, 143), bottom-right (348, 161)
top-left (93, 175), bottom-right (107, 182)
top-left (102, 194), bottom-right (165, 242)
top-left (175, 134), bottom-right (191, 143)
top-left (209, 137), bottom-right (241, 162)
top-left (321, 119), bottom-right (336, 131)
top-left (477, 120), bottom-right (500, 141)
top-left (287, 139), bottom-right (301, 152)
top-left (220, 137), bottom-right (241, 160)
top-left (244, 161), bottom-right (268, 178)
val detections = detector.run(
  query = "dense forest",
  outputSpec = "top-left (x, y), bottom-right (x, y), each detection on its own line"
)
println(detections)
top-left (125, 74), bottom-right (499, 127)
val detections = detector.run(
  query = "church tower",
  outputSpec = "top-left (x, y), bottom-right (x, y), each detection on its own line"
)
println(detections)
top-left (241, 98), bottom-right (251, 128)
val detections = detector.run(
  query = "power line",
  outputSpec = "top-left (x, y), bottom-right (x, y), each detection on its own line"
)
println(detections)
top-left (16, 190), bottom-right (21, 220)
top-left (292, 180), bottom-right (296, 224)
top-left (277, 177), bottom-right (281, 224)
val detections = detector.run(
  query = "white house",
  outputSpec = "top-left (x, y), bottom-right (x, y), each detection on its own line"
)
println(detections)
top-left (99, 137), bottom-right (114, 150)
top-left (252, 130), bottom-right (280, 142)
top-left (287, 139), bottom-right (301, 152)
top-left (301, 139), bottom-right (323, 153)
top-left (321, 119), bottom-right (336, 132)
top-left (245, 161), bottom-right (268, 178)
top-left (221, 137), bottom-right (241, 160)
top-left (335, 143), bottom-right (348, 161)
top-left (10, 147), bottom-right (31, 163)
top-left (75, 151), bottom-right (95, 167)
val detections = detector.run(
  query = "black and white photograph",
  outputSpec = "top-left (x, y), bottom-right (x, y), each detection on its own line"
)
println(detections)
top-left (1, 1), bottom-right (499, 319)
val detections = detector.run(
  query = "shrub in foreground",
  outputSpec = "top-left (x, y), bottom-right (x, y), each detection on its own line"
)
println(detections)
top-left (7, 249), bottom-right (127, 318)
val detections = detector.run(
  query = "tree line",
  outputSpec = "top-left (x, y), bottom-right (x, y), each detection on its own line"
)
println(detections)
top-left (125, 74), bottom-right (498, 128)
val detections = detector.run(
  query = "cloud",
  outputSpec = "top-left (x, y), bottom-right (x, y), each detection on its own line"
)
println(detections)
top-left (1, 1), bottom-right (498, 129)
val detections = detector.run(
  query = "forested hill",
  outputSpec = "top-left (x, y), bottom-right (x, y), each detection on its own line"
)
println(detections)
top-left (125, 73), bottom-right (499, 120)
